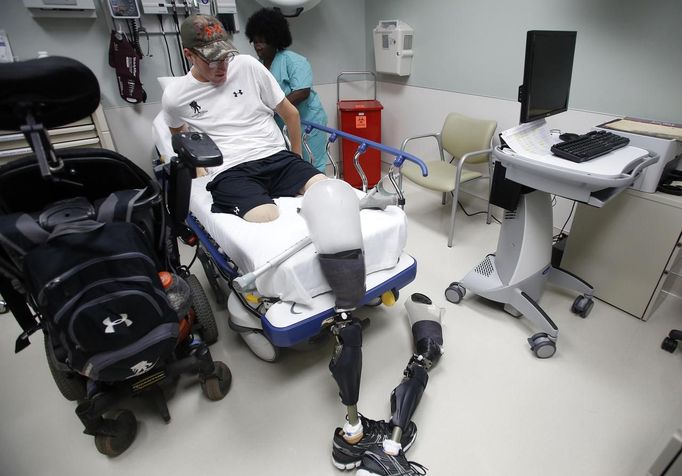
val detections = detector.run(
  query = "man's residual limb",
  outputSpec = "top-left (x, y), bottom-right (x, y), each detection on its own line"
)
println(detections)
top-left (384, 293), bottom-right (444, 455)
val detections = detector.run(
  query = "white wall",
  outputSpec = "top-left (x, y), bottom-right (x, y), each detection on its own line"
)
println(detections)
top-left (365, 0), bottom-right (682, 124)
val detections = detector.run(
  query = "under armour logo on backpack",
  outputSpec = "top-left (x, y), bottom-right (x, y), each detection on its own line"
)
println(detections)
top-left (233, 90), bottom-right (243, 97)
top-left (103, 314), bottom-right (133, 334)
top-left (130, 360), bottom-right (154, 376)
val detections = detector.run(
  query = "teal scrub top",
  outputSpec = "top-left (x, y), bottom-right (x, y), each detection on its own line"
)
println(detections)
top-left (269, 49), bottom-right (329, 172)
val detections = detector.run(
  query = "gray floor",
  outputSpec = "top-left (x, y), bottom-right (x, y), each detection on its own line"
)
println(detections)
top-left (1, 184), bottom-right (681, 476)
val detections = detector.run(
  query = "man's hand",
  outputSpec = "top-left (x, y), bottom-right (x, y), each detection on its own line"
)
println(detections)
top-left (275, 98), bottom-right (302, 156)
top-left (169, 124), bottom-right (207, 176)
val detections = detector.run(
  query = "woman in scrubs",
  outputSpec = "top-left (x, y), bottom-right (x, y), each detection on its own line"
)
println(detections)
top-left (245, 8), bottom-right (329, 173)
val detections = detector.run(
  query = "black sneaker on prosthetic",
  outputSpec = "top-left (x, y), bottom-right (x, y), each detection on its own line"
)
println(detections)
top-left (331, 416), bottom-right (417, 470)
top-left (357, 446), bottom-right (427, 476)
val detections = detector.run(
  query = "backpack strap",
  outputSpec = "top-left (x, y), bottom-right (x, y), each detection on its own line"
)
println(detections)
top-left (0, 275), bottom-right (40, 352)
top-left (96, 188), bottom-right (146, 223)
top-left (0, 213), bottom-right (50, 259)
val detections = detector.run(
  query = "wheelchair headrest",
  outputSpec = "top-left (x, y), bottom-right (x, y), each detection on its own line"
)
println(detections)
top-left (0, 56), bottom-right (100, 130)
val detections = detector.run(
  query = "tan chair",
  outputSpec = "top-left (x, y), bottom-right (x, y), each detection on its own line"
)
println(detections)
top-left (400, 112), bottom-right (497, 247)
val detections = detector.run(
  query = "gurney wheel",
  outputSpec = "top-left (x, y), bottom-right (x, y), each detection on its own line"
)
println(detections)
top-left (240, 331), bottom-right (280, 362)
top-left (201, 361), bottom-right (232, 401)
top-left (445, 282), bottom-right (466, 304)
top-left (94, 409), bottom-right (137, 457)
top-left (44, 333), bottom-right (86, 402)
top-left (187, 274), bottom-right (219, 345)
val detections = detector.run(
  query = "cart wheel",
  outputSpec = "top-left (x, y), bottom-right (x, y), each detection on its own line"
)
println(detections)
top-left (571, 295), bottom-right (594, 318)
top-left (528, 333), bottom-right (556, 359)
top-left (44, 333), bottom-right (86, 401)
top-left (201, 361), bottom-right (232, 401)
top-left (187, 274), bottom-right (219, 345)
top-left (94, 409), bottom-right (137, 457)
top-left (381, 289), bottom-right (398, 306)
top-left (445, 282), bottom-right (466, 304)
top-left (662, 337), bottom-right (678, 353)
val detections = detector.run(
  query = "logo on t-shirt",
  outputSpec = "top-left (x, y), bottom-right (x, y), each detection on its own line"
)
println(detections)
top-left (233, 90), bottom-right (243, 97)
top-left (189, 100), bottom-right (206, 117)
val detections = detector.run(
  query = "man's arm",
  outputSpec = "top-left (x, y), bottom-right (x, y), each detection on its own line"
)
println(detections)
top-left (275, 98), bottom-right (302, 156)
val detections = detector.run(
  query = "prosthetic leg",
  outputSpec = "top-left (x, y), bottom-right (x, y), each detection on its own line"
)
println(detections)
top-left (384, 293), bottom-right (443, 456)
top-left (301, 179), bottom-right (368, 441)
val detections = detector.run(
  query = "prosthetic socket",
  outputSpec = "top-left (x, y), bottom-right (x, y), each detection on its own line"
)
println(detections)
top-left (300, 179), bottom-right (366, 311)
top-left (388, 293), bottom-right (443, 451)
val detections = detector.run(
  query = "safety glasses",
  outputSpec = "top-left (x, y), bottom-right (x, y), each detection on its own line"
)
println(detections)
top-left (193, 49), bottom-right (239, 70)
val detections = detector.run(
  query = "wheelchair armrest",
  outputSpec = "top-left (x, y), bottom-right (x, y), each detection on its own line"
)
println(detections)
top-left (171, 132), bottom-right (223, 168)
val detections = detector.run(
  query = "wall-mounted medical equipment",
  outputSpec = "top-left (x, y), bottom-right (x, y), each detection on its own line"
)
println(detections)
top-left (373, 20), bottom-right (414, 76)
top-left (106, 0), bottom-right (140, 19)
top-left (22, 0), bottom-right (97, 18)
top-left (139, 0), bottom-right (239, 33)
top-left (255, 0), bottom-right (322, 17)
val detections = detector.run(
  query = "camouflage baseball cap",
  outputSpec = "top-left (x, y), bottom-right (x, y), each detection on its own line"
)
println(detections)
top-left (181, 14), bottom-right (236, 62)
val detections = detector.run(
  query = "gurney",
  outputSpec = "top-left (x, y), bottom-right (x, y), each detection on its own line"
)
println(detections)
top-left (153, 108), bottom-right (428, 361)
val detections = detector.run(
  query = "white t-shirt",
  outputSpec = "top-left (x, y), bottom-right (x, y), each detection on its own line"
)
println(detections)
top-left (162, 55), bottom-right (287, 174)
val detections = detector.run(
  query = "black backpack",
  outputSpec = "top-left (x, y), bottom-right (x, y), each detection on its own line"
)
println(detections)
top-left (0, 192), bottom-right (179, 382)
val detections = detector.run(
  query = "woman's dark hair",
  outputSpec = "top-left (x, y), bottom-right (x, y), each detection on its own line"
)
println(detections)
top-left (245, 8), bottom-right (292, 50)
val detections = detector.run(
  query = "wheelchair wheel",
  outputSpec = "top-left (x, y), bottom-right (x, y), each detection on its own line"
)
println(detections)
top-left (44, 333), bottom-right (86, 402)
top-left (201, 361), bottom-right (232, 401)
top-left (187, 274), bottom-right (219, 345)
top-left (94, 409), bottom-right (137, 457)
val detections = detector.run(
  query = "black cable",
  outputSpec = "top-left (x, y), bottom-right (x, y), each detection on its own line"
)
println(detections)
top-left (126, 19), bottom-right (141, 57)
top-left (170, 0), bottom-right (189, 74)
top-left (553, 201), bottom-right (576, 243)
top-left (158, 15), bottom-right (176, 76)
top-left (457, 200), bottom-right (501, 225)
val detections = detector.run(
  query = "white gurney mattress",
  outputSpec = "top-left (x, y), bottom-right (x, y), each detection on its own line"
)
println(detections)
top-left (190, 175), bottom-right (407, 305)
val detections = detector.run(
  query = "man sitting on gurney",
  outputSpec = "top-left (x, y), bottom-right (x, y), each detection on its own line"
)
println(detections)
top-left (163, 14), bottom-right (435, 476)
top-left (162, 13), bottom-right (326, 223)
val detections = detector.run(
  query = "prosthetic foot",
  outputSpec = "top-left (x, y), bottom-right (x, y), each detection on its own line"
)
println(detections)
top-left (384, 293), bottom-right (443, 457)
top-left (359, 171), bottom-right (405, 211)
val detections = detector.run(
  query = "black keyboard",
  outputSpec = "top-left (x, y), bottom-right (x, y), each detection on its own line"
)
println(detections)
top-left (550, 130), bottom-right (630, 163)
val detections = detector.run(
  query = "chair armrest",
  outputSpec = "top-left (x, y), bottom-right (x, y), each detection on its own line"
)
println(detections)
top-left (400, 132), bottom-right (445, 162)
top-left (455, 147), bottom-right (493, 168)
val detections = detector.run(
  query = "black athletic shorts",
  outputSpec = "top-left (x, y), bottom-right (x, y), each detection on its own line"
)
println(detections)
top-left (206, 150), bottom-right (322, 218)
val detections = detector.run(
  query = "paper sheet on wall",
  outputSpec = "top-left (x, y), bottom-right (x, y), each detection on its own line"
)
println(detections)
top-left (500, 119), bottom-right (558, 161)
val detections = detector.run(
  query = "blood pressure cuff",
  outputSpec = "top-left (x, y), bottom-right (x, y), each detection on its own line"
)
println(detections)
top-left (108, 31), bottom-right (147, 104)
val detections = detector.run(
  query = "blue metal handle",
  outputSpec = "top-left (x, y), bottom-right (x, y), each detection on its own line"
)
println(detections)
top-left (301, 119), bottom-right (428, 176)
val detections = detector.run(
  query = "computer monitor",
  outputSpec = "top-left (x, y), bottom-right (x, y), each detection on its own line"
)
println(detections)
top-left (518, 30), bottom-right (577, 124)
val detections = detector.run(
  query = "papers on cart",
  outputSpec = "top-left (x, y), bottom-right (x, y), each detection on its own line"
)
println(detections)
top-left (500, 119), bottom-right (560, 161)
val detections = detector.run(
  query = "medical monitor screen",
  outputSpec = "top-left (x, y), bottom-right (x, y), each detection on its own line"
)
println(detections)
top-left (519, 30), bottom-right (577, 124)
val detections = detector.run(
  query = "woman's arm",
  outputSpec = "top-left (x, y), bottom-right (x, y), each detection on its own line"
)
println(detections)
top-left (286, 88), bottom-right (310, 106)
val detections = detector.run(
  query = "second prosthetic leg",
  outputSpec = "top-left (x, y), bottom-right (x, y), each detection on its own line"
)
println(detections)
top-left (387, 293), bottom-right (444, 456)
